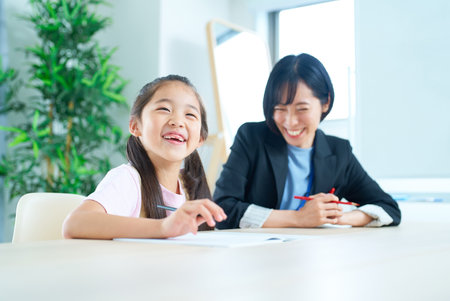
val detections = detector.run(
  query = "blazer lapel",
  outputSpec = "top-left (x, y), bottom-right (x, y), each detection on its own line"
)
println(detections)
top-left (312, 130), bottom-right (336, 194)
top-left (264, 132), bottom-right (288, 208)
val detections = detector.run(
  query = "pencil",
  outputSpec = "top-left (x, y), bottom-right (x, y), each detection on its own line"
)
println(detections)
top-left (156, 204), bottom-right (177, 211)
top-left (293, 195), bottom-right (360, 206)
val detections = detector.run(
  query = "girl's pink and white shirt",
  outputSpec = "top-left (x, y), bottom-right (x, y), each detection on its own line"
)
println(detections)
top-left (86, 164), bottom-right (186, 217)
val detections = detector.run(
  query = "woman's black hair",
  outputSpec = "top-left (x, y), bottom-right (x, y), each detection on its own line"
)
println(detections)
top-left (263, 53), bottom-right (335, 133)
top-left (126, 75), bottom-right (211, 230)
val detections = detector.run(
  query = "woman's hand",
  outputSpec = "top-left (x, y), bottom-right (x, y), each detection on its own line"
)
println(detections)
top-left (160, 199), bottom-right (227, 238)
top-left (263, 192), bottom-right (343, 228)
top-left (336, 210), bottom-right (373, 226)
top-left (293, 192), bottom-right (343, 227)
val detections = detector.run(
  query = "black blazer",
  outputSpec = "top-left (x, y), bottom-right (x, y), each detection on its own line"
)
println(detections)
top-left (213, 122), bottom-right (401, 229)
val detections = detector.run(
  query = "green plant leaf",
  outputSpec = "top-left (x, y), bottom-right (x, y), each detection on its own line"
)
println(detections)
top-left (9, 132), bottom-right (30, 147)
top-left (32, 110), bottom-right (40, 132)
top-left (37, 128), bottom-right (51, 137)
top-left (61, 0), bottom-right (70, 20)
top-left (102, 90), bottom-right (126, 103)
top-left (32, 141), bottom-right (40, 159)
top-left (0, 125), bottom-right (24, 133)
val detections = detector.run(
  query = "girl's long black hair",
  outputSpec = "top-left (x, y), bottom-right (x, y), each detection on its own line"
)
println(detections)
top-left (126, 75), bottom-right (211, 230)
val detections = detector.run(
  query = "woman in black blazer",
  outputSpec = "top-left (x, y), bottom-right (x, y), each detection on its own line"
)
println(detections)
top-left (213, 53), bottom-right (401, 229)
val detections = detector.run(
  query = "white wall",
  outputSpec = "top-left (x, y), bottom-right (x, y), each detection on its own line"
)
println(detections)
top-left (355, 0), bottom-right (450, 179)
top-left (159, 0), bottom-right (230, 135)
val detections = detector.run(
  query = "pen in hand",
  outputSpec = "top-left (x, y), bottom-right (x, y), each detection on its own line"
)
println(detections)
top-left (157, 204), bottom-right (177, 211)
top-left (294, 188), bottom-right (360, 206)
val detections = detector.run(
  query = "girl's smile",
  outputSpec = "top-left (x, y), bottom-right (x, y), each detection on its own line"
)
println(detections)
top-left (162, 131), bottom-right (187, 144)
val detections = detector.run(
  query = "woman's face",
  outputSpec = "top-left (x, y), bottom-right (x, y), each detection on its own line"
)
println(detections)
top-left (273, 81), bottom-right (329, 148)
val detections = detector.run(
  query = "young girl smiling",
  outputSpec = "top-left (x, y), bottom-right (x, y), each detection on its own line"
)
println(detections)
top-left (63, 75), bottom-right (226, 239)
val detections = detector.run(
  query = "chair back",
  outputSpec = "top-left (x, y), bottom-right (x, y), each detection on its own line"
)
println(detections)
top-left (12, 192), bottom-right (85, 243)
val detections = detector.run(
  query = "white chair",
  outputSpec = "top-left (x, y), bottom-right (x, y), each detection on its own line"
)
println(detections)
top-left (12, 192), bottom-right (85, 243)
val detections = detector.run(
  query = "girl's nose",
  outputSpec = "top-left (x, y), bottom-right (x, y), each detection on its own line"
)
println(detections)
top-left (169, 117), bottom-right (184, 128)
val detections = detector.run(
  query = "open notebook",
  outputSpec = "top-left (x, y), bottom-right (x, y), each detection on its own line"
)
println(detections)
top-left (114, 231), bottom-right (314, 248)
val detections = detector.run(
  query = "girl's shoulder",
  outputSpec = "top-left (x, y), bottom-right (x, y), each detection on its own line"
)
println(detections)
top-left (103, 164), bottom-right (141, 185)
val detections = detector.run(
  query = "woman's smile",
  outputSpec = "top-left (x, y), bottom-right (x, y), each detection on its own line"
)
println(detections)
top-left (285, 128), bottom-right (304, 137)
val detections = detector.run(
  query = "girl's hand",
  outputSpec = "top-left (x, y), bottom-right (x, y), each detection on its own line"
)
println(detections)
top-left (294, 193), bottom-right (343, 227)
top-left (159, 199), bottom-right (227, 238)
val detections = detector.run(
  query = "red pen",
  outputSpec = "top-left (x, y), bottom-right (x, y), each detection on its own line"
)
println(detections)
top-left (294, 187), bottom-right (335, 200)
top-left (294, 188), bottom-right (360, 206)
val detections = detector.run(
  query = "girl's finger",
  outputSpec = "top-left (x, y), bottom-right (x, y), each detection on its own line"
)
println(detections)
top-left (190, 219), bottom-right (198, 235)
top-left (196, 205), bottom-right (216, 227)
top-left (200, 199), bottom-right (227, 221)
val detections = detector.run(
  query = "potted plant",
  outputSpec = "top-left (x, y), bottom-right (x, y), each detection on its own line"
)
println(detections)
top-left (0, 0), bottom-right (128, 217)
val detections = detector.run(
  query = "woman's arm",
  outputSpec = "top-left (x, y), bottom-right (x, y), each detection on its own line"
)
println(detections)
top-left (63, 199), bottom-right (226, 239)
top-left (341, 149), bottom-right (401, 226)
top-left (337, 210), bottom-right (373, 226)
top-left (213, 124), bottom-right (259, 229)
top-left (263, 193), bottom-right (344, 228)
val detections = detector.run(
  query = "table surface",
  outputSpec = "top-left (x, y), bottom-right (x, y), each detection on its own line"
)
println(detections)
top-left (1, 202), bottom-right (449, 301)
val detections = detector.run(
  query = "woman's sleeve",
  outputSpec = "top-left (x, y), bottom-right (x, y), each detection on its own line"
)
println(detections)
top-left (213, 125), bottom-right (259, 229)
top-left (342, 147), bottom-right (401, 226)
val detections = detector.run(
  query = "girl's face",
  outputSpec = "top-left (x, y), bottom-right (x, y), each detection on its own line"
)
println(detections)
top-left (129, 81), bottom-right (203, 165)
top-left (273, 81), bottom-right (329, 149)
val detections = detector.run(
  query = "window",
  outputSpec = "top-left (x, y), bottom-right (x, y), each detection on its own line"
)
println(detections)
top-left (275, 0), bottom-right (355, 138)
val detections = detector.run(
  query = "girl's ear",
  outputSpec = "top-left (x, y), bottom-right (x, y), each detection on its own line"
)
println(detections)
top-left (198, 136), bottom-right (205, 148)
top-left (129, 118), bottom-right (141, 137)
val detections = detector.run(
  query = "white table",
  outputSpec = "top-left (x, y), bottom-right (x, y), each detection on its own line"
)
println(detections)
top-left (1, 202), bottom-right (449, 301)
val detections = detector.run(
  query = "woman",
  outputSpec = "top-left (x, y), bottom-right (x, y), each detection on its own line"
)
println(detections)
top-left (213, 53), bottom-right (401, 229)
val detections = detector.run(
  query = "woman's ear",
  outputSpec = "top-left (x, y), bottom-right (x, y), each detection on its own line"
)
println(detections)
top-left (322, 94), bottom-right (331, 113)
top-left (129, 118), bottom-right (141, 137)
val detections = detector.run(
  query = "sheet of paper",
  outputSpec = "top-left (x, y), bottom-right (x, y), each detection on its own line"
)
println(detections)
top-left (114, 231), bottom-right (315, 248)
top-left (318, 224), bottom-right (352, 228)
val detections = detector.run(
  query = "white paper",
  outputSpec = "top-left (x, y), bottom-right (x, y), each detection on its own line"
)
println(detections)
top-left (114, 231), bottom-right (314, 248)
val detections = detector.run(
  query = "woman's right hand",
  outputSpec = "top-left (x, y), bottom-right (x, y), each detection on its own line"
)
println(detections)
top-left (159, 199), bottom-right (227, 238)
top-left (293, 193), bottom-right (343, 227)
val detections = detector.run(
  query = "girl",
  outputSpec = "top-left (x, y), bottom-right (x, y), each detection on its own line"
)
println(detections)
top-left (214, 53), bottom-right (401, 229)
top-left (63, 75), bottom-right (226, 239)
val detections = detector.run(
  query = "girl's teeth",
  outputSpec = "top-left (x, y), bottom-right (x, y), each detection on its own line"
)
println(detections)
top-left (163, 135), bottom-right (185, 142)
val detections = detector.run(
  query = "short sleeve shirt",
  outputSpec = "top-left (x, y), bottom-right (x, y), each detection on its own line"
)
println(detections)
top-left (86, 164), bottom-right (186, 217)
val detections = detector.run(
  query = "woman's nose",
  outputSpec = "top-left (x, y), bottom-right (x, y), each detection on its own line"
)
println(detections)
top-left (285, 109), bottom-right (298, 127)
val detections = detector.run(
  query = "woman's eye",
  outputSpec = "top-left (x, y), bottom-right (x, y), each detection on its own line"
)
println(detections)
top-left (274, 107), bottom-right (286, 111)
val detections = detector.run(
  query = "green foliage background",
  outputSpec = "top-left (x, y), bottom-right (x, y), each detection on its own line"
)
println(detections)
top-left (0, 0), bottom-right (128, 209)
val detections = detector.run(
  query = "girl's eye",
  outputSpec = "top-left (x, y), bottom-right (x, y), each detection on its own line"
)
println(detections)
top-left (274, 107), bottom-right (286, 111)
top-left (156, 107), bottom-right (170, 112)
top-left (186, 113), bottom-right (198, 119)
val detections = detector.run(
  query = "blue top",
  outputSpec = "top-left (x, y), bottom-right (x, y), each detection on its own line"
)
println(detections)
top-left (279, 145), bottom-right (313, 210)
